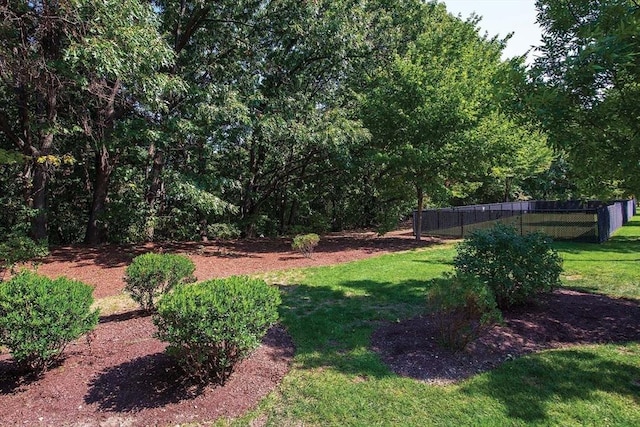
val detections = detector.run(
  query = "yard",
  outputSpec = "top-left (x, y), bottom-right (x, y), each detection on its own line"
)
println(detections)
top-left (1, 223), bottom-right (639, 426)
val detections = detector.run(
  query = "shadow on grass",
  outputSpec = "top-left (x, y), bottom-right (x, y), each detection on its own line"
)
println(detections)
top-left (461, 346), bottom-right (640, 423)
top-left (278, 278), bottom-right (432, 378)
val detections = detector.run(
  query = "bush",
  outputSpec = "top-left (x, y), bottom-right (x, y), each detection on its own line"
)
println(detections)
top-left (124, 253), bottom-right (196, 311)
top-left (206, 223), bottom-right (241, 239)
top-left (292, 233), bottom-right (320, 258)
top-left (153, 276), bottom-right (281, 384)
top-left (454, 223), bottom-right (563, 309)
top-left (0, 271), bottom-right (99, 373)
top-left (0, 233), bottom-right (49, 280)
top-left (427, 272), bottom-right (502, 351)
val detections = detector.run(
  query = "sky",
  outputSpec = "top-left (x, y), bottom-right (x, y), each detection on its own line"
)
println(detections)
top-left (442, 0), bottom-right (543, 62)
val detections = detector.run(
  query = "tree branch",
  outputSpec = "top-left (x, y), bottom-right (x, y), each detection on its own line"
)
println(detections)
top-left (174, 5), bottom-right (212, 55)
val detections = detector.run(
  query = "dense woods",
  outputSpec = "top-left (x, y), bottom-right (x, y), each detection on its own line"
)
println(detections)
top-left (0, 0), bottom-right (637, 248)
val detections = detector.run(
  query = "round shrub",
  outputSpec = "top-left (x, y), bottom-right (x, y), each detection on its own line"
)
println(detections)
top-left (0, 270), bottom-right (99, 373)
top-left (292, 233), bottom-right (320, 258)
top-left (454, 223), bottom-right (563, 309)
top-left (153, 276), bottom-right (281, 384)
top-left (427, 272), bottom-right (502, 351)
top-left (124, 253), bottom-right (195, 311)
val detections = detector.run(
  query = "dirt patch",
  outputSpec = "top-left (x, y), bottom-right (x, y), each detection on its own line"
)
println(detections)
top-left (371, 289), bottom-right (640, 384)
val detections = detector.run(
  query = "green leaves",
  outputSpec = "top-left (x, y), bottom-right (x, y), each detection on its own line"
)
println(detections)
top-left (531, 0), bottom-right (640, 197)
top-left (124, 253), bottom-right (196, 311)
top-left (0, 271), bottom-right (99, 373)
top-left (154, 276), bottom-right (281, 384)
top-left (454, 223), bottom-right (563, 309)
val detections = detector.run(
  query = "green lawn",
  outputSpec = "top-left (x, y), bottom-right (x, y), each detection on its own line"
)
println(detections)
top-left (230, 218), bottom-right (640, 426)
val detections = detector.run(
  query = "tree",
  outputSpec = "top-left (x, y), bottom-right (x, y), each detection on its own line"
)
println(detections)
top-left (530, 0), bottom-right (640, 197)
top-left (0, 1), bottom-right (174, 244)
top-left (361, 3), bottom-right (508, 239)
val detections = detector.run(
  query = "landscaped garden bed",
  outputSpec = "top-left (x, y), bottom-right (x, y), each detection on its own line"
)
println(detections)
top-left (1, 225), bottom-right (639, 425)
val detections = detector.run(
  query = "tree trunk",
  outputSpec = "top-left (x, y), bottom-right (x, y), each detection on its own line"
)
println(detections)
top-left (415, 185), bottom-right (424, 241)
top-left (85, 145), bottom-right (114, 244)
top-left (145, 145), bottom-right (165, 241)
top-left (29, 162), bottom-right (49, 242)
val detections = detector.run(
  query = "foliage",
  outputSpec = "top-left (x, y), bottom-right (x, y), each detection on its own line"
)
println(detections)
top-left (0, 234), bottom-right (49, 279)
top-left (153, 276), bottom-right (281, 384)
top-left (292, 233), bottom-right (320, 259)
top-left (258, 228), bottom-right (640, 425)
top-left (0, 205), bottom-right (49, 282)
top-left (124, 253), bottom-right (196, 311)
top-left (0, 271), bottom-right (99, 373)
top-left (358, 3), bottom-right (552, 238)
top-left (426, 272), bottom-right (502, 351)
top-left (206, 223), bottom-right (241, 240)
top-left (529, 0), bottom-right (640, 197)
top-left (0, 0), bottom-right (593, 246)
top-left (454, 223), bottom-right (563, 309)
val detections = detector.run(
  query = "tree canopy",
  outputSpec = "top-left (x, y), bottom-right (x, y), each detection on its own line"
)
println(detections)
top-left (529, 0), bottom-right (640, 198)
top-left (0, 0), bottom-right (589, 246)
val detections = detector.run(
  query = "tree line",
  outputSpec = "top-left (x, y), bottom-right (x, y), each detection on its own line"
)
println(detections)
top-left (0, 0), bottom-right (637, 247)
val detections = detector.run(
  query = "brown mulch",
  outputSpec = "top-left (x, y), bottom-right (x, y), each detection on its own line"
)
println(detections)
top-left (33, 229), bottom-right (433, 299)
top-left (371, 289), bottom-right (640, 384)
top-left (2, 230), bottom-right (639, 424)
top-left (0, 230), bottom-right (435, 426)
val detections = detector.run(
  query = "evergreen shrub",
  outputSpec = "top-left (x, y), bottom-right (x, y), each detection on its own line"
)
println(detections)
top-left (154, 276), bottom-right (281, 384)
top-left (454, 223), bottom-right (563, 309)
top-left (0, 271), bottom-right (99, 373)
top-left (124, 253), bottom-right (195, 311)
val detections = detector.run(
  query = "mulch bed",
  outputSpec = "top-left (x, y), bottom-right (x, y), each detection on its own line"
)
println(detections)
top-left (0, 316), bottom-right (294, 427)
top-left (0, 230), bottom-right (433, 426)
top-left (1, 231), bottom-right (639, 424)
top-left (371, 289), bottom-right (640, 384)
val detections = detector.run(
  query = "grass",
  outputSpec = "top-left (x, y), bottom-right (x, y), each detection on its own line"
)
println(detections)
top-left (555, 217), bottom-right (640, 299)
top-left (229, 218), bottom-right (640, 426)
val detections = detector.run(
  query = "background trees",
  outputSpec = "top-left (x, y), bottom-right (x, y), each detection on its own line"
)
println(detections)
top-left (1, 0), bottom-right (601, 246)
top-left (528, 0), bottom-right (640, 198)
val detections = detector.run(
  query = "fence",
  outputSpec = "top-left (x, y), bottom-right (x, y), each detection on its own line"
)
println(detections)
top-left (413, 199), bottom-right (637, 243)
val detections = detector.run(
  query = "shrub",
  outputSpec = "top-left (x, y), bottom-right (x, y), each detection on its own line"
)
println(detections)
top-left (0, 233), bottom-right (49, 280)
top-left (292, 233), bottom-right (320, 258)
top-left (206, 223), bottom-right (241, 239)
top-left (154, 276), bottom-right (281, 384)
top-left (427, 272), bottom-right (502, 351)
top-left (454, 223), bottom-right (563, 309)
top-left (0, 271), bottom-right (99, 373)
top-left (124, 253), bottom-right (196, 311)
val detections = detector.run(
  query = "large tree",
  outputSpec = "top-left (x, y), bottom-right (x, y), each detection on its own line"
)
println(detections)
top-left (0, 1), bottom-right (173, 243)
top-left (530, 0), bottom-right (640, 197)
top-left (360, 2), bottom-right (509, 239)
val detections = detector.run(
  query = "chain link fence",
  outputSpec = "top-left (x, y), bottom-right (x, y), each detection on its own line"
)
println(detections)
top-left (413, 199), bottom-right (636, 243)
